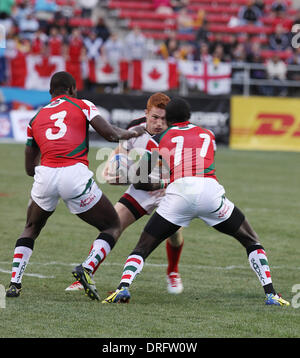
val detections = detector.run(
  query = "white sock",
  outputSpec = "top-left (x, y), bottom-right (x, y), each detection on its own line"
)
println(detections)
top-left (10, 246), bottom-right (33, 285)
top-left (119, 254), bottom-right (144, 287)
top-left (248, 246), bottom-right (273, 287)
top-left (82, 239), bottom-right (111, 272)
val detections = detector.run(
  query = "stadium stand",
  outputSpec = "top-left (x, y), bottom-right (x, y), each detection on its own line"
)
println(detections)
top-left (0, 0), bottom-right (299, 95)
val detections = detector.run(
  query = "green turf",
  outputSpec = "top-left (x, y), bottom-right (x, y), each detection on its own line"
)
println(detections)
top-left (0, 143), bottom-right (300, 338)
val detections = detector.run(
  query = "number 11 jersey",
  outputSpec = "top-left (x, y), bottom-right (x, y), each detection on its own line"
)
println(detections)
top-left (26, 95), bottom-right (100, 167)
top-left (146, 121), bottom-right (218, 183)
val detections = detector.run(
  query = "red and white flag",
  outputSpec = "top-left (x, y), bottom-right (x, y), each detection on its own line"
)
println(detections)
top-left (179, 60), bottom-right (231, 95)
top-left (129, 60), bottom-right (178, 91)
top-left (25, 55), bottom-right (65, 90)
top-left (8, 54), bottom-right (86, 90)
top-left (88, 58), bottom-right (120, 84)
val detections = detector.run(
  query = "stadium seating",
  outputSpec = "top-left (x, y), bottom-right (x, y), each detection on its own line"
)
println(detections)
top-left (110, 0), bottom-right (295, 52)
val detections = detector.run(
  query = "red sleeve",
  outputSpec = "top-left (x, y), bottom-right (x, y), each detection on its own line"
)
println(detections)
top-left (26, 125), bottom-right (38, 147)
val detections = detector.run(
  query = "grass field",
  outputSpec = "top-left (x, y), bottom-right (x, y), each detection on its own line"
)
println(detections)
top-left (0, 142), bottom-right (300, 339)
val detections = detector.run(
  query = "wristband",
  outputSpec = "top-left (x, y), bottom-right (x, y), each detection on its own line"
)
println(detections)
top-left (160, 179), bottom-right (169, 189)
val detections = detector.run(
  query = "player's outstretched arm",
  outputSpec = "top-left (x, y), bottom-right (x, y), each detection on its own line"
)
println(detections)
top-left (90, 115), bottom-right (145, 142)
top-left (132, 151), bottom-right (169, 191)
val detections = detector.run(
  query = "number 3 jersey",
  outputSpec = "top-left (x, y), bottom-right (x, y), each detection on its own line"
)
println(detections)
top-left (26, 95), bottom-right (100, 167)
top-left (146, 121), bottom-right (218, 183)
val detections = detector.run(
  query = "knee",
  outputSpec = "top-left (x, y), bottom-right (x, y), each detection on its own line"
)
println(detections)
top-left (167, 228), bottom-right (183, 247)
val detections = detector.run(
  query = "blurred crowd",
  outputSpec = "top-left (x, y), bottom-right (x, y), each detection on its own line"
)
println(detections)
top-left (0, 0), bottom-right (300, 95)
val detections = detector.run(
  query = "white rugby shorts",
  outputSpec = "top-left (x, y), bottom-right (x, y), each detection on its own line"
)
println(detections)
top-left (31, 163), bottom-right (102, 214)
top-left (156, 177), bottom-right (234, 227)
top-left (124, 184), bottom-right (165, 214)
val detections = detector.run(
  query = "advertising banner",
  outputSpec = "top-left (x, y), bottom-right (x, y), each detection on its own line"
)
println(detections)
top-left (230, 96), bottom-right (300, 152)
top-left (80, 93), bottom-right (230, 145)
top-left (0, 112), bottom-right (13, 139)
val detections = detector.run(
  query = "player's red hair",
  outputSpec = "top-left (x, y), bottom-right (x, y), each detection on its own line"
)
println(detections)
top-left (147, 92), bottom-right (170, 111)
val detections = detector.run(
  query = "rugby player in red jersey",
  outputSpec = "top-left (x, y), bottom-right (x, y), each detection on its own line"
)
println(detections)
top-left (5, 71), bottom-right (144, 300)
top-left (66, 93), bottom-right (184, 294)
top-left (103, 97), bottom-right (290, 306)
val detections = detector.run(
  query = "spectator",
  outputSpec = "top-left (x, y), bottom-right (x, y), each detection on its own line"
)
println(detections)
top-left (30, 28), bottom-right (47, 55)
top-left (77, 0), bottom-right (98, 18)
top-left (13, 1), bottom-right (32, 25)
top-left (287, 47), bottom-right (300, 82)
top-left (231, 43), bottom-right (247, 94)
top-left (152, 0), bottom-right (174, 14)
top-left (288, 47), bottom-right (300, 66)
top-left (19, 12), bottom-right (39, 40)
top-left (178, 43), bottom-right (194, 60)
top-left (253, 0), bottom-right (265, 15)
top-left (224, 34), bottom-right (239, 60)
top-left (59, 26), bottom-right (69, 46)
top-left (34, 0), bottom-right (58, 30)
top-left (266, 53), bottom-right (287, 95)
top-left (194, 42), bottom-right (212, 62)
top-left (48, 26), bottom-right (64, 56)
top-left (171, 0), bottom-right (189, 12)
top-left (177, 7), bottom-right (194, 34)
top-left (101, 32), bottom-right (125, 65)
top-left (194, 18), bottom-right (209, 46)
top-left (158, 32), bottom-right (180, 59)
top-left (0, 11), bottom-right (15, 35)
top-left (238, 0), bottom-right (262, 26)
top-left (124, 26), bottom-right (147, 60)
top-left (95, 17), bottom-right (110, 42)
top-left (212, 44), bottom-right (226, 63)
top-left (84, 30), bottom-right (103, 60)
top-left (67, 28), bottom-right (84, 62)
top-left (248, 42), bottom-right (269, 95)
top-left (269, 23), bottom-right (290, 51)
top-left (271, 0), bottom-right (287, 17)
top-left (209, 33), bottom-right (223, 54)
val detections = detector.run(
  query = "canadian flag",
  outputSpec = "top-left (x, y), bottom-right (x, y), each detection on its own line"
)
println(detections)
top-left (25, 55), bottom-right (65, 90)
top-left (89, 59), bottom-right (119, 84)
top-left (9, 53), bottom-right (85, 90)
top-left (129, 60), bottom-right (178, 91)
top-left (179, 60), bottom-right (231, 95)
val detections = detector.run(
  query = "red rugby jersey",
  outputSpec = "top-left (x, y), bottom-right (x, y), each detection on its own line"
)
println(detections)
top-left (146, 121), bottom-right (217, 183)
top-left (26, 95), bottom-right (100, 167)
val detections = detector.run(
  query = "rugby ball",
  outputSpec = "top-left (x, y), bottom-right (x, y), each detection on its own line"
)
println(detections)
top-left (108, 153), bottom-right (131, 182)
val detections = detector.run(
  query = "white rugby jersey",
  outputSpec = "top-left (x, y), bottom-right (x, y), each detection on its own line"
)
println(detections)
top-left (121, 117), bottom-right (164, 181)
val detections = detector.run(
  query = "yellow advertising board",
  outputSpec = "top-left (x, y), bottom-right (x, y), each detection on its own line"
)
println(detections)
top-left (230, 96), bottom-right (300, 152)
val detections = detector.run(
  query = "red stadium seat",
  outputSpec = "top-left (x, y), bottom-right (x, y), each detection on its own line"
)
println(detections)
top-left (69, 18), bottom-right (93, 27)
top-left (208, 24), bottom-right (273, 35)
top-left (119, 10), bottom-right (177, 21)
top-left (108, 1), bottom-right (154, 10)
top-left (188, 0), bottom-right (292, 5)
top-left (260, 49), bottom-right (293, 61)
top-left (129, 20), bottom-right (177, 31)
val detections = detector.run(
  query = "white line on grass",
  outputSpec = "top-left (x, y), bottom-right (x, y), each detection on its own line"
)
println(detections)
top-left (0, 261), bottom-right (300, 280)
top-left (0, 268), bottom-right (55, 279)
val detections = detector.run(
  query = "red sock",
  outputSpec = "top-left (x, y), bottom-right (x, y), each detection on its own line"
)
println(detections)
top-left (166, 240), bottom-right (183, 275)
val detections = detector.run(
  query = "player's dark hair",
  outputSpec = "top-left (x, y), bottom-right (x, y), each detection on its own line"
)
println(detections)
top-left (49, 71), bottom-right (76, 96)
top-left (165, 97), bottom-right (191, 124)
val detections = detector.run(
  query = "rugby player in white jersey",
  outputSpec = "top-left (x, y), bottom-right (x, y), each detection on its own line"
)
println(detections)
top-left (66, 93), bottom-right (184, 294)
